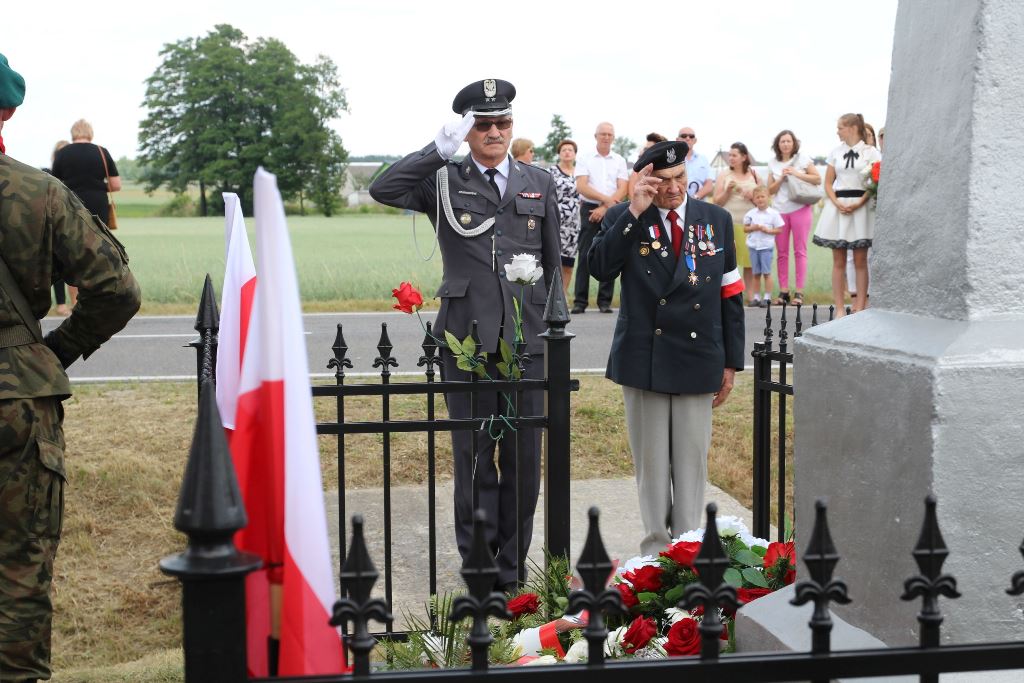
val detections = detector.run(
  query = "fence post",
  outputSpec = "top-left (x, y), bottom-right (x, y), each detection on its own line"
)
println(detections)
top-left (189, 274), bottom-right (220, 403)
top-left (751, 341), bottom-right (769, 540)
top-left (160, 380), bottom-right (260, 683)
top-left (539, 270), bottom-right (574, 563)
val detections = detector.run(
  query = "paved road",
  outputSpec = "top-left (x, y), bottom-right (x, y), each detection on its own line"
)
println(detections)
top-left (45, 305), bottom-right (828, 383)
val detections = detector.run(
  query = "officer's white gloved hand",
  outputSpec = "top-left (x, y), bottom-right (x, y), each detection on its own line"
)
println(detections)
top-left (434, 112), bottom-right (475, 160)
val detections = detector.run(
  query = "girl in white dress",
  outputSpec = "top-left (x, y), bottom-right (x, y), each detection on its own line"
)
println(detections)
top-left (813, 113), bottom-right (881, 315)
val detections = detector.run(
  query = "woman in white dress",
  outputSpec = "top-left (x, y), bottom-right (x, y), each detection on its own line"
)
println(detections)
top-left (812, 113), bottom-right (880, 315)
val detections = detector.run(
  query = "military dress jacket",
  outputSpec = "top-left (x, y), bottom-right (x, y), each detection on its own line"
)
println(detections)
top-left (588, 199), bottom-right (744, 395)
top-left (369, 142), bottom-right (560, 354)
top-left (0, 154), bottom-right (141, 400)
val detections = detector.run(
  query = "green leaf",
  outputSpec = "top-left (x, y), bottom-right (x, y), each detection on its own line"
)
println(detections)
top-left (444, 330), bottom-right (463, 355)
top-left (751, 545), bottom-right (768, 557)
top-left (742, 567), bottom-right (770, 588)
top-left (663, 584), bottom-right (685, 605)
top-left (461, 334), bottom-right (476, 357)
top-left (555, 596), bottom-right (568, 611)
top-left (472, 364), bottom-right (488, 379)
top-left (456, 356), bottom-right (474, 372)
top-left (499, 338), bottom-right (513, 365)
top-left (723, 568), bottom-right (744, 588)
top-left (637, 591), bottom-right (658, 604)
top-left (496, 362), bottom-right (510, 378)
top-left (511, 364), bottom-right (522, 380)
top-left (734, 549), bottom-right (763, 568)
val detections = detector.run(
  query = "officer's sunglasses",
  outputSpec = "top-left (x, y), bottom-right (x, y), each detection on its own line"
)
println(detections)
top-left (677, 133), bottom-right (696, 139)
top-left (473, 118), bottom-right (513, 132)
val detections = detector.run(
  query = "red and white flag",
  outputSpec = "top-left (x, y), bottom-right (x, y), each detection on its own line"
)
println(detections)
top-left (232, 169), bottom-right (346, 676)
top-left (216, 192), bottom-right (257, 434)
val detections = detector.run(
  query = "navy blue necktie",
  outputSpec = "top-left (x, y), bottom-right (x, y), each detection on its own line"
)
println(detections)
top-left (484, 168), bottom-right (501, 200)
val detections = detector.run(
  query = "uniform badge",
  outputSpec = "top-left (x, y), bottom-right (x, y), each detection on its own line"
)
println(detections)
top-left (483, 79), bottom-right (497, 97)
top-left (688, 272), bottom-right (699, 285)
top-left (527, 217), bottom-right (536, 230)
top-left (639, 246), bottom-right (650, 256)
top-left (666, 148), bottom-right (677, 164)
top-left (661, 250), bottom-right (669, 257)
top-left (651, 240), bottom-right (661, 250)
top-left (460, 212), bottom-right (472, 225)
top-left (698, 240), bottom-right (707, 251)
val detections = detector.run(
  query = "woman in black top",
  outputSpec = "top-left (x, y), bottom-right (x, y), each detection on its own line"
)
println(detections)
top-left (51, 118), bottom-right (120, 224)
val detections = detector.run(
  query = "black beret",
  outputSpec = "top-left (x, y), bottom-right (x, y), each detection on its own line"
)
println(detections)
top-left (633, 140), bottom-right (689, 172)
top-left (452, 79), bottom-right (515, 116)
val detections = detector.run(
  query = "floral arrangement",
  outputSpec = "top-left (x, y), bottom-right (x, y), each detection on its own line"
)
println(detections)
top-left (392, 253), bottom-right (544, 438)
top-left (861, 160), bottom-right (881, 196)
top-left (381, 518), bottom-right (797, 667)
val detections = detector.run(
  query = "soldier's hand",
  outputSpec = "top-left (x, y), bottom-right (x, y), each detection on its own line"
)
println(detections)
top-left (628, 163), bottom-right (659, 218)
top-left (712, 368), bottom-right (736, 408)
top-left (434, 112), bottom-right (475, 160)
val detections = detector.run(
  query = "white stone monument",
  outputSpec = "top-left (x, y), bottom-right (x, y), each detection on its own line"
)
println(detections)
top-left (741, 0), bottom-right (1024, 651)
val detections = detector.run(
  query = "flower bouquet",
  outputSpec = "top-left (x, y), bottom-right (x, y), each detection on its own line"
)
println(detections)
top-left (861, 160), bottom-right (881, 206)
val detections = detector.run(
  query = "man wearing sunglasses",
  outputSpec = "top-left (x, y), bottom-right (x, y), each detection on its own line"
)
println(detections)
top-left (370, 79), bottom-right (559, 593)
top-left (677, 127), bottom-right (714, 200)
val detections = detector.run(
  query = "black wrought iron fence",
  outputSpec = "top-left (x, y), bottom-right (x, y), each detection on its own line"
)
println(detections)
top-left (161, 382), bottom-right (1024, 682)
top-left (750, 303), bottom-right (847, 542)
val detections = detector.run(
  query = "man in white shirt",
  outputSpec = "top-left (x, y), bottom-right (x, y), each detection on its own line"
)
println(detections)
top-left (573, 122), bottom-right (628, 314)
top-left (677, 127), bottom-right (714, 200)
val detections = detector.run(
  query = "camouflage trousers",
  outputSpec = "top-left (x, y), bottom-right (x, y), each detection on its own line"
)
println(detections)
top-left (0, 398), bottom-right (64, 683)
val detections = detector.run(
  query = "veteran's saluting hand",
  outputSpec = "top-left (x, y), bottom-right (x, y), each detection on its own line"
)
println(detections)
top-left (434, 111), bottom-right (476, 160)
top-left (628, 163), bottom-right (660, 218)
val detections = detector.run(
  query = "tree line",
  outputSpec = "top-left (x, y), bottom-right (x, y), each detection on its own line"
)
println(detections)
top-left (138, 24), bottom-right (348, 216)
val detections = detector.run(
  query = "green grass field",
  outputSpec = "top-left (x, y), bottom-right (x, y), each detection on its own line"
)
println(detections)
top-left (111, 211), bottom-right (837, 315)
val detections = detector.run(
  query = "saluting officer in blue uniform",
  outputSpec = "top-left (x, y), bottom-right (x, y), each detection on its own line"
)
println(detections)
top-left (589, 140), bottom-right (745, 556)
top-left (370, 79), bottom-right (560, 590)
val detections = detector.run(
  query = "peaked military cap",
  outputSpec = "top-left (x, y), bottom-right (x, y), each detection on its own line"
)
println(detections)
top-left (452, 79), bottom-right (516, 116)
top-left (0, 53), bottom-right (25, 109)
top-left (633, 140), bottom-right (689, 172)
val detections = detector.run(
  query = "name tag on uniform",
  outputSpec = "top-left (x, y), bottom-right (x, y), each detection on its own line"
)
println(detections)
top-left (518, 192), bottom-right (543, 199)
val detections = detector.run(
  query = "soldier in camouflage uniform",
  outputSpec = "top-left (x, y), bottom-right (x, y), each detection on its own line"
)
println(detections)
top-left (0, 54), bottom-right (141, 682)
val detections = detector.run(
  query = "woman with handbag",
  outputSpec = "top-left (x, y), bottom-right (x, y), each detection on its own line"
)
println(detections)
top-left (51, 119), bottom-right (121, 312)
top-left (712, 142), bottom-right (760, 305)
top-left (766, 130), bottom-right (820, 306)
top-left (812, 113), bottom-right (881, 316)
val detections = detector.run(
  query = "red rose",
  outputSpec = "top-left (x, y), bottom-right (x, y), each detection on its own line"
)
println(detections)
top-left (615, 581), bottom-right (638, 609)
top-left (737, 587), bottom-right (773, 605)
top-left (764, 541), bottom-right (797, 585)
top-left (621, 616), bottom-right (658, 654)
top-left (507, 592), bottom-right (540, 618)
top-left (660, 541), bottom-right (701, 569)
top-left (623, 565), bottom-right (662, 593)
top-left (391, 282), bottom-right (423, 313)
top-left (664, 618), bottom-right (701, 656)
top-left (871, 161), bottom-right (881, 183)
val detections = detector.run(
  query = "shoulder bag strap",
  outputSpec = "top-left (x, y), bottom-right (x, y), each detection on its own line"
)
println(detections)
top-left (97, 144), bottom-right (114, 203)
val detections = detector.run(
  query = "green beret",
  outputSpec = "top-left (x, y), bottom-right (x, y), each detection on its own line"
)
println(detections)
top-left (0, 53), bottom-right (25, 109)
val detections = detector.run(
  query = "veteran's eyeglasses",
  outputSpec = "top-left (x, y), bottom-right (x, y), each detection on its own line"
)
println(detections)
top-left (677, 133), bottom-right (696, 140)
top-left (473, 118), bottom-right (513, 132)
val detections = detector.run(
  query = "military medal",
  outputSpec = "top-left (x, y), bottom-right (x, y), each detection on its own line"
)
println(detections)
top-left (651, 240), bottom-right (661, 250)
top-left (527, 217), bottom-right (536, 230)
top-left (640, 246), bottom-right (650, 256)
top-left (460, 212), bottom-right (472, 225)
top-left (688, 272), bottom-right (699, 285)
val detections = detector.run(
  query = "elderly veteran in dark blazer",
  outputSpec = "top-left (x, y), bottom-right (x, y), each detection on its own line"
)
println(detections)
top-left (589, 140), bottom-right (745, 556)
top-left (369, 79), bottom-right (560, 591)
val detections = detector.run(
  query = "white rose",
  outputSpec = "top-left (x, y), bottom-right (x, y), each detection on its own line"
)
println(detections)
top-left (563, 639), bottom-right (589, 663)
top-left (605, 626), bottom-right (627, 658)
top-left (524, 654), bottom-right (558, 666)
top-left (504, 253), bottom-right (544, 285)
top-left (664, 607), bottom-right (693, 625)
top-left (618, 554), bottom-right (659, 579)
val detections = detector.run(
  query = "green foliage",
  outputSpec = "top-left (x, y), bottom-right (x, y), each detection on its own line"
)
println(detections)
top-left (537, 114), bottom-right (573, 162)
top-left (138, 25), bottom-right (349, 216)
top-left (613, 136), bottom-right (638, 161)
top-left (156, 193), bottom-right (198, 217)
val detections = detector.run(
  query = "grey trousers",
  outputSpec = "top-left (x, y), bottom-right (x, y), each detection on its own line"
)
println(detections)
top-left (622, 387), bottom-right (713, 557)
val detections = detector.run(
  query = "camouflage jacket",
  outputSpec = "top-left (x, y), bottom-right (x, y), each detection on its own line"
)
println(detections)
top-left (0, 154), bottom-right (141, 400)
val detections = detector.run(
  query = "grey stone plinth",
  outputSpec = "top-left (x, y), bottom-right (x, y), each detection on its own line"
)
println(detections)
top-left (794, 311), bottom-right (1024, 645)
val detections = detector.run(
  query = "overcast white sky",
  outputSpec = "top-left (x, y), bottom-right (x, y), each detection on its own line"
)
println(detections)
top-left (5, 0), bottom-right (897, 170)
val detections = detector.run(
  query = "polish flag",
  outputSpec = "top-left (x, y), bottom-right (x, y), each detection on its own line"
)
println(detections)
top-left (215, 192), bottom-right (257, 434)
top-left (232, 169), bottom-right (346, 676)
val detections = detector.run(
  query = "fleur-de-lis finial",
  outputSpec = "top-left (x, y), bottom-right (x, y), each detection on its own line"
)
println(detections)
top-left (681, 503), bottom-right (738, 660)
top-left (327, 323), bottom-right (353, 378)
top-left (451, 510), bottom-right (510, 671)
top-left (791, 500), bottom-right (851, 654)
top-left (373, 322), bottom-right (399, 379)
top-left (900, 495), bottom-right (960, 648)
top-left (330, 515), bottom-right (392, 676)
top-left (567, 507), bottom-right (625, 665)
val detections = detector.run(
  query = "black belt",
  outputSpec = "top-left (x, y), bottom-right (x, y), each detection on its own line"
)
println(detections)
top-left (581, 200), bottom-right (601, 207)
top-left (835, 189), bottom-right (866, 198)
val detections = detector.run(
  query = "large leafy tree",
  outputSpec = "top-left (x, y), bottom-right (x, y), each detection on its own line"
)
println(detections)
top-left (537, 114), bottom-right (573, 162)
top-left (138, 25), bottom-right (349, 215)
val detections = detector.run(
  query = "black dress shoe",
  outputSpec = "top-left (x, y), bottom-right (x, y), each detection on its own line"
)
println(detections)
top-left (570, 305), bottom-right (586, 314)
top-left (599, 305), bottom-right (613, 313)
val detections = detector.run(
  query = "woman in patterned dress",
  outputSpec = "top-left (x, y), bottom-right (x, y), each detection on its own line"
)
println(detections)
top-left (549, 139), bottom-right (581, 294)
